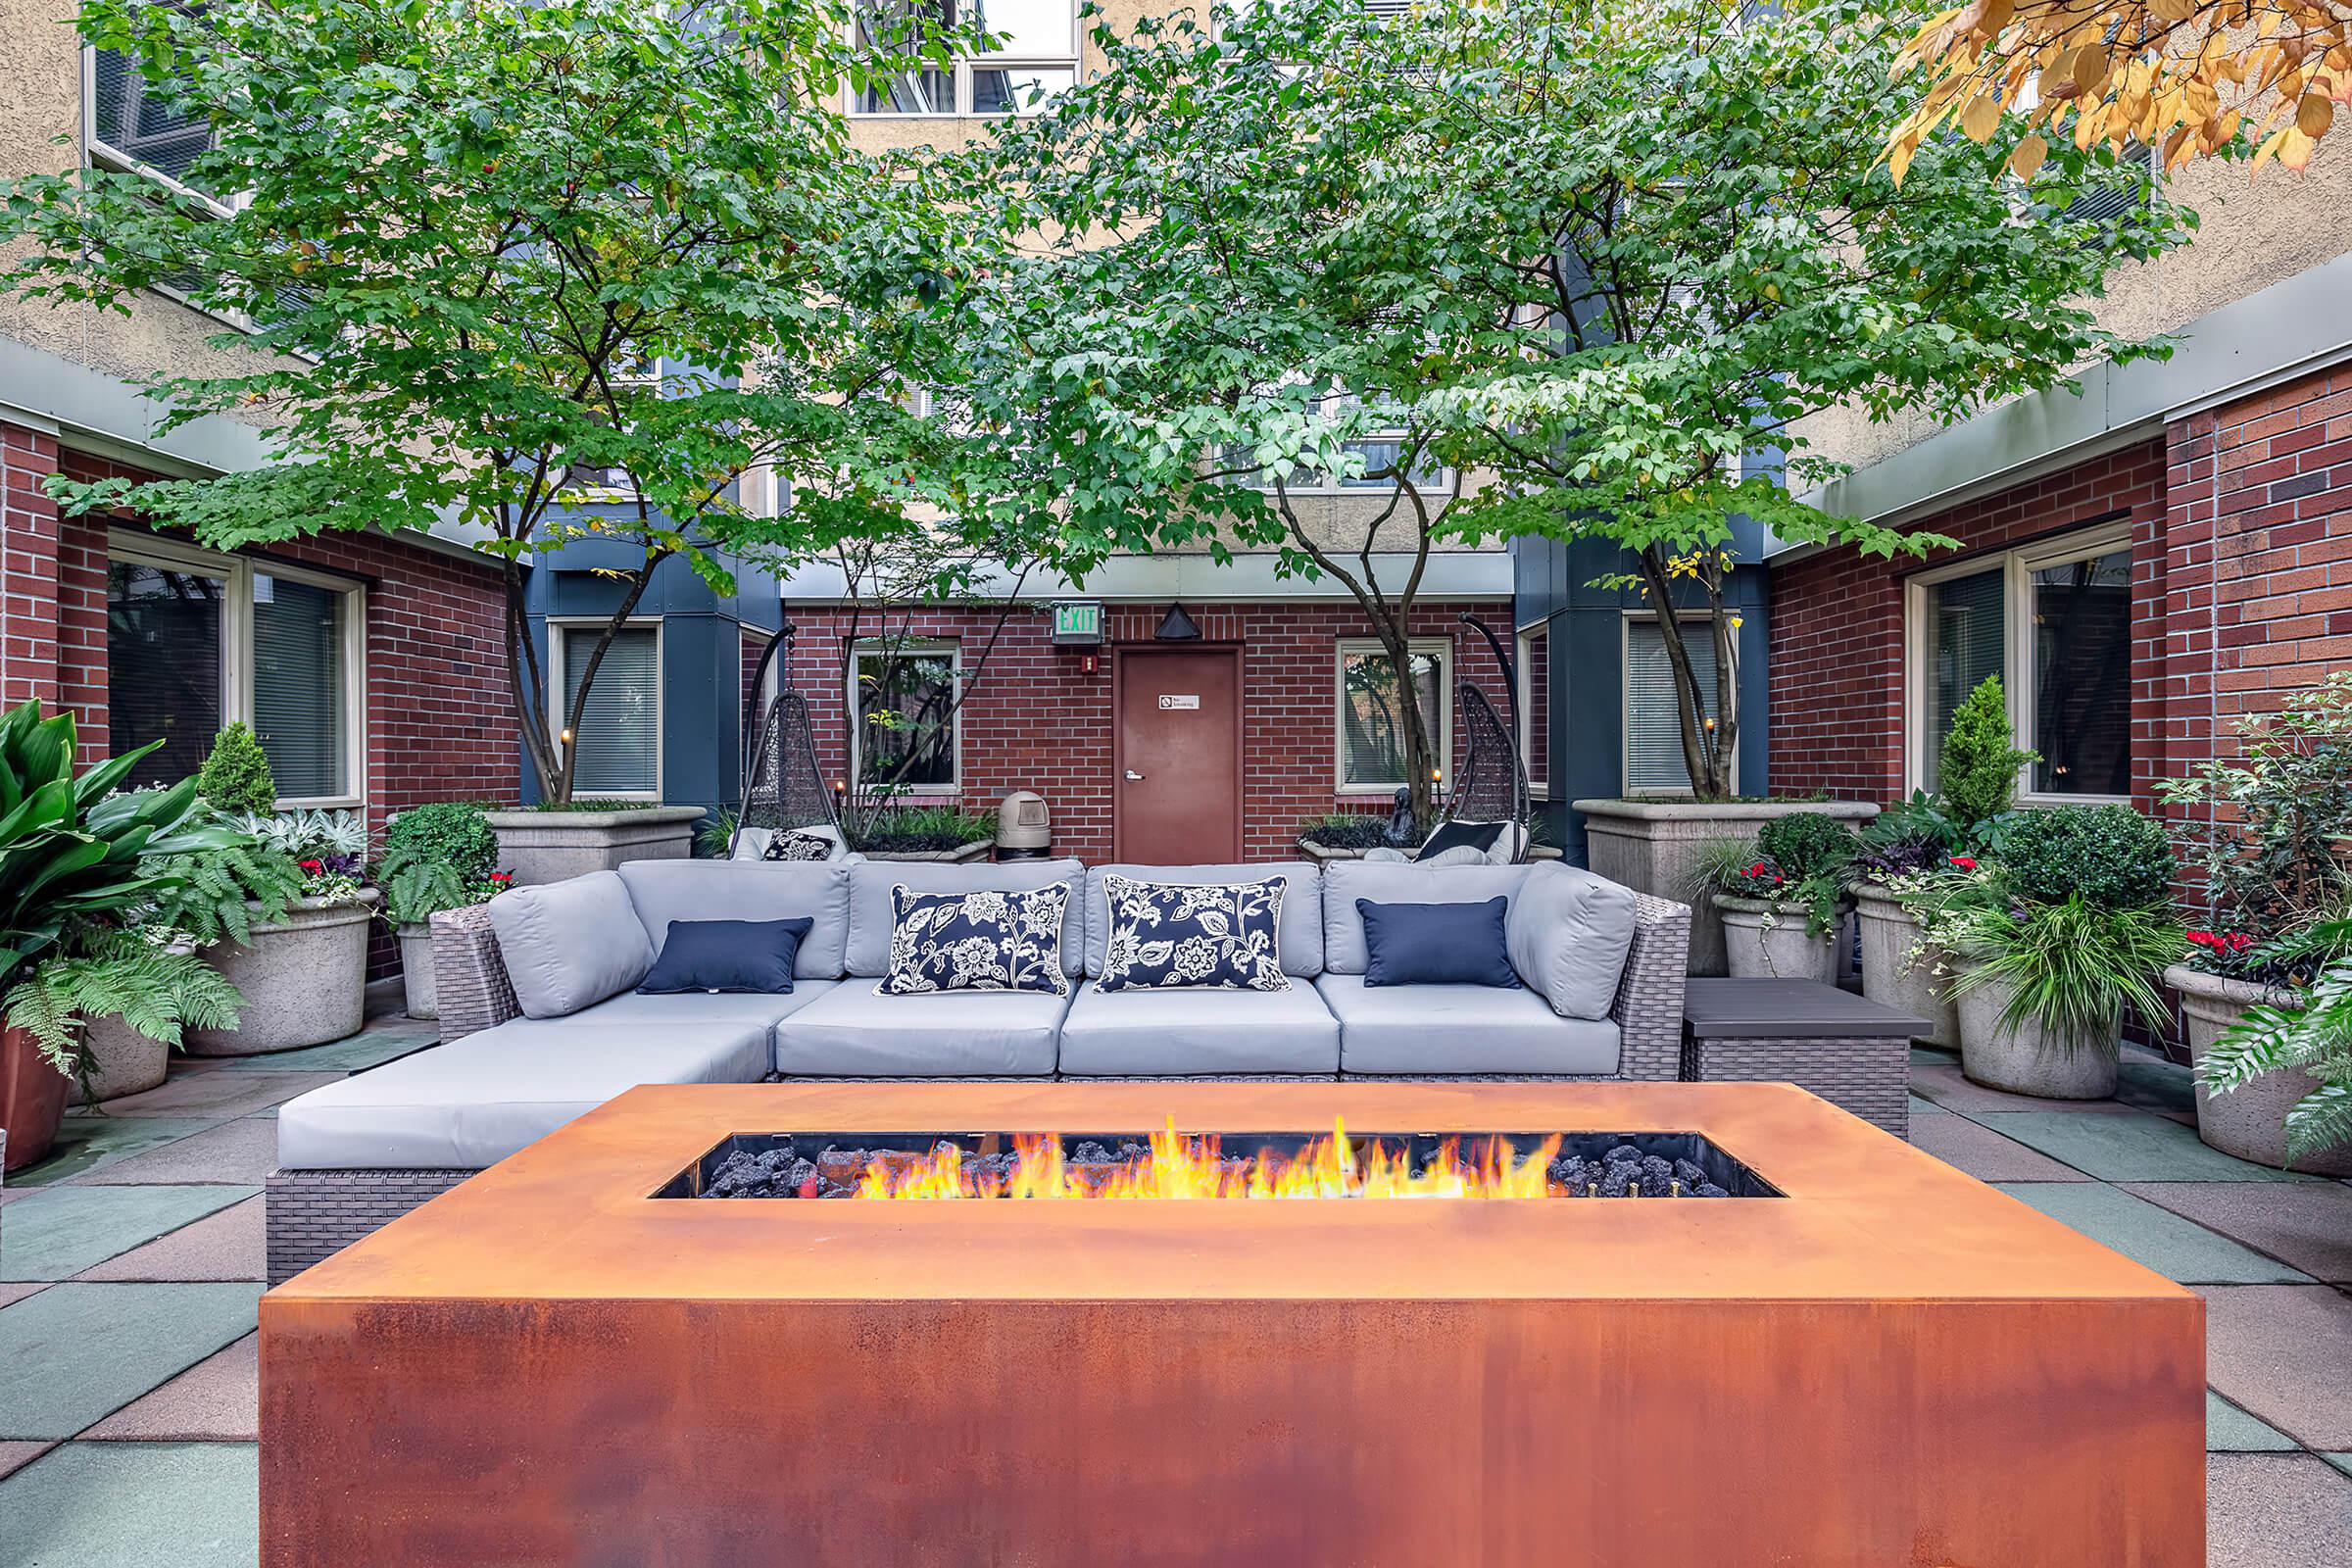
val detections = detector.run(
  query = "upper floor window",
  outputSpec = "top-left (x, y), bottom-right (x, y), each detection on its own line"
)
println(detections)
top-left (87, 37), bottom-right (228, 213)
top-left (853, 0), bottom-right (1077, 118)
top-left (1218, 395), bottom-right (1450, 495)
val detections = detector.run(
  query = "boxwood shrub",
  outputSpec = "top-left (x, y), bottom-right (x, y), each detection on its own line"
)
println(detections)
top-left (1997, 804), bottom-right (2173, 911)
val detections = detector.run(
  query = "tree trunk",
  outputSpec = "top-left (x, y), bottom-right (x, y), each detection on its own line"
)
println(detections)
top-left (1383, 629), bottom-right (1437, 829)
top-left (1638, 545), bottom-right (1734, 803)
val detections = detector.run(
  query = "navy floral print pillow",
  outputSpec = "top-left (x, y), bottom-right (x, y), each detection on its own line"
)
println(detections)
top-left (1097, 873), bottom-right (1290, 993)
top-left (880, 883), bottom-right (1071, 997)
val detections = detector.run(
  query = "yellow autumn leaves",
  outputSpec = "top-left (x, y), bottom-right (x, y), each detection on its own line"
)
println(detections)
top-left (1886, 0), bottom-right (2352, 180)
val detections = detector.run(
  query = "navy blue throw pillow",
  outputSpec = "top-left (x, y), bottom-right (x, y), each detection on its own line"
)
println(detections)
top-left (1414, 820), bottom-right (1504, 862)
top-left (638, 917), bottom-right (811, 995)
top-left (1356, 898), bottom-right (1521, 988)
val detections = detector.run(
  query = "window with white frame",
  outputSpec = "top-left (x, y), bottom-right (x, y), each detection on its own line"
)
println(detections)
top-left (106, 532), bottom-right (365, 805)
top-left (1336, 639), bottom-right (1449, 792)
top-left (1218, 393), bottom-right (1449, 495)
top-left (852, 645), bottom-right (958, 790)
top-left (852, 0), bottom-right (1077, 117)
top-left (1622, 613), bottom-right (1724, 796)
top-left (551, 622), bottom-right (662, 799)
top-left (87, 34), bottom-right (224, 208)
top-left (1908, 524), bottom-right (2133, 802)
top-left (1516, 622), bottom-right (1549, 799)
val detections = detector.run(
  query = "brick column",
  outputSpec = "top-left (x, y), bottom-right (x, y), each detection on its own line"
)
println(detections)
top-left (0, 419), bottom-right (65, 711)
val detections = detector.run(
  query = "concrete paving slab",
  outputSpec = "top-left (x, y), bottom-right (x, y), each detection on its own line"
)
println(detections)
top-left (0, 1185), bottom-right (256, 1282)
top-left (1992, 1183), bottom-right (2313, 1283)
top-left (1905, 1112), bottom-right (2093, 1181)
top-left (0, 1283), bottom-right (45, 1310)
top-left (1, 1117), bottom-right (218, 1186)
top-left (2206, 1454), bottom-right (2352, 1568)
top-left (82, 1335), bottom-right (257, 1442)
top-left (1909, 1045), bottom-right (1959, 1066)
top-left (0, 1284), bottom-right (261, 1440)
top-left (2123, 1181), bottom-right (2352, 1284)
top-left (75, 1198), bottom-right (264, 1283)
top-left (0, 1442), bottom-right (52, 1482)
top-left (86, 1070), bottom-right (342, 1119)
top-left (0, 1441), bottom-right (257, 1568)
top-left (2203, 1284), bottom-right (2352, 1449)
top-left (2209, 1392), bottom-right (2301, 1451)
top-left (1908, 1062), bottom-right (2139, 1116)
top-left (211, 1029), bottom-right (434, 1072)
top-left (1975, 1109), bottom-right (2323, 1182)
top-left (1906, 1093), bottom-right (1950, 1118)
top-left (2324, 1453), bottom-right (2352, 1481)
top-left (74, 1117), bottom-right (278, 1187)
top-left (2112, 1047), bottom-right (2198, 1120)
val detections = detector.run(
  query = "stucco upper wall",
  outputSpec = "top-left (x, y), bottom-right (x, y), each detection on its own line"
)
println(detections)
top-left (1792, 145), bottom-right (2352, 477)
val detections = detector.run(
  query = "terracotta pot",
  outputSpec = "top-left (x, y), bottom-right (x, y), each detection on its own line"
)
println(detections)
top-left (64, 1015), bottom-right (171, 1106)
top-left (2167, 963), bottom-right (2352, 1177)
top-left (1713, 895), bottom-right (1840, 984)
top-left (1851, 883), bottom-right (1959, 1048)
top-left (1954, 965), bottom-right (2118, 1101)
top-left (1, 1021), bottom-right (72, 1174)
top-left (397, 922), bottom-right (438, 1021)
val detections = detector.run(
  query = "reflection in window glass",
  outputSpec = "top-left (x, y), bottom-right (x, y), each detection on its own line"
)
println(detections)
top-left (970, 65), bottom-right (1074, 115)
top-left (1922, 567), bottom-right (2003, 793)
top-left (2031, 547), bottom-right (2132, 796)
top-left (856, 650), bottom-right (957, 787)
top-left (92, 46), bottom-right (213, 192)
top-left (252, 574), bottom-right (348, 800)
top-left (1340, 646), bottom-right (1444, 787)
top-left (108, 562), bottom-right (226, 789)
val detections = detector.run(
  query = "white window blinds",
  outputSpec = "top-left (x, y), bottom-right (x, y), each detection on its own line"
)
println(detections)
top-left (1923, 568), bottom-right (2004, 792)
top-left (562, 626), bottom-right (660, 796)
top-left (1625, 618), bottom-right (1718, 795)
top-left (251, 573), bottom-right (349, 801)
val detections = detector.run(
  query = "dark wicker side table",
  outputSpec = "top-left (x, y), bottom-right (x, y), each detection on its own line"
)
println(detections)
top-left (1681, 979), bottom-right (1930, 1138)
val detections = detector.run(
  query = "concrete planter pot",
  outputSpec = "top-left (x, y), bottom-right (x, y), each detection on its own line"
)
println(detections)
top-left (1851, 883), bottom-right (1959, 1048)
top-left (855, 840), bottom-right (995, 864)
top-left (486, 807), bottom-right (703, 887)
top-left (1713, 895), bottom-right (1840, 984)
top-left (187, 891), bottom-right (380, 1056)
top-left (65, 1016), bottom-right (170, 1106)
top-left (1954, 964), bottom-right (2118, 1101)
top-left (2166, 963), bottom-right (2352, 1176)
top-left (1, 1021), bottom-right (72, 1173)
top-left (1295, 841), bottom-right (1565, 864)
top-left (396, 922), bottom-right (438, 1021)
top-left (1573, 799), bottom-right (1878, 975)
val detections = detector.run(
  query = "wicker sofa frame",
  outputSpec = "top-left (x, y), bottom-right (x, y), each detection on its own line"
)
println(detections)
top-left (265, 892), bottom-right (1692, 1284)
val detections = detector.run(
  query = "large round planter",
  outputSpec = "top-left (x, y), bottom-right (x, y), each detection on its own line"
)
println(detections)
top-left (1, 1021), bottom-right (72, 1173)
top-left (64, 1016), bottom-right (170, 1106)
top-left (1574, 799), bottom-right (1878, 976)
top-left (1954, 965), bottom-right (2118, 1101)
top-left (1714, 895), bottom-right (1840, 984)
top-left (1851, 882), bottom-right (1959, 1048)
top-left (396, 921), bottom-right (438, 1021)
top-left (186, 891), bottom-right (380, 1056)
top-left (2167, 963), bottom-right (2352, 1176)
top-left (486, 807), bottom-right (704, 887)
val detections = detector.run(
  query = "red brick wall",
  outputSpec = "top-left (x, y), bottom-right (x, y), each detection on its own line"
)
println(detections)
top-left (1, 423), bottom-right (68, 710)
top-left (780, 598), bottom-right (1513, 861)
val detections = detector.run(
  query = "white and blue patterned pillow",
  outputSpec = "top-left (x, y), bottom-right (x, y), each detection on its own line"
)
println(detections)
top-left (879, 883), bottom-right (1071, 997)
top-left (1098, 873), bottom-right (1290, 993)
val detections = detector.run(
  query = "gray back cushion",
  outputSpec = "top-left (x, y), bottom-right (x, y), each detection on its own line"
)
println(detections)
top-left (1082, 862), bottom-right (1325, 977)
top-left (1320, 861), bottom-right (1533, 975)
top-left (1505, 861), bottom-right (1641, 1020)
top-left (485, 870), bottom-right (658, 1019)
top-left (616, 859), bottom-right (851, 978)
top-left (845, 858), bottom-right (1086, 978)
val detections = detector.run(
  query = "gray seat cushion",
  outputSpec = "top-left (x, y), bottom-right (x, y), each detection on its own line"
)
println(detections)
top-left (1319, 861), bottom-right (1533, 976)
top-left (616, 859), bottom-right (851, 978)
top-left (775, 981), bottom-right (1069, 1076)
top-left (566, 982), bottom-right (838, 1033)
top-left (845, 858), bottom-right (1085, 979)
top-left (485, 870), bottom-right (657, 1018)
top-left (1082, 861), bottom-right (1324, 977)
top-left (274, 1016), bottom-right (775, 1169)
top-left (1315, 974), bottom-right (1620, 1075)
top-left (1506, 862), bottom-right (1640, 1020)
top-left (1055, 979), bottom-right (1340, 1075)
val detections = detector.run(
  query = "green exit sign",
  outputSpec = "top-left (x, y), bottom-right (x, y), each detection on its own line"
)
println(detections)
top-left (1051, 600), bottom-right (1103, 646)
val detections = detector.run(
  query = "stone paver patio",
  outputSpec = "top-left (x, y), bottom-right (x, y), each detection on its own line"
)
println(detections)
top-left (3, 1003), bottom-right (2348, 1566)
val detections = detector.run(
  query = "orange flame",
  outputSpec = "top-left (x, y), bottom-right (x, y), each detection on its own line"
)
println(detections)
top-left (852, 1118), bottom-right (1565, 1200)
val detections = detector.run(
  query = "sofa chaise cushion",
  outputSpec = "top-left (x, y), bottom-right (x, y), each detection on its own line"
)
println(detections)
top-left (274, 1013), bottom-right (783, 1170)
top-left (564, 984), bottom-right (839, 1033)
top-left (1082, 861), bottom-right (1324, 977)
top-left (774, 983), bottom-right (1070, 1076)
top-left (1055, 978), bottom-right (1340, 1075)
top-left (486, 870), bottom-right (658, 1018)
top-left (1319, 861), bottom-right (1531, 975)
top-left (1506, 861), bottom-right (1641, 1020)
top-left (1314, 974), bottom-right (1620, 1076)
top-left (844, 858), bottom-right (1085, 979)
top-left (616, 860), bottom-right (851, 979)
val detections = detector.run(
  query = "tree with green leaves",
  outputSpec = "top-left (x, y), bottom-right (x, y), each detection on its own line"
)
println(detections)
top-left (1939, 675), bottom-right (2037, 833)
top-left (972, 0), bottom-right (2189, 810)
top-left (0, 0), bottom-right (1013, 804)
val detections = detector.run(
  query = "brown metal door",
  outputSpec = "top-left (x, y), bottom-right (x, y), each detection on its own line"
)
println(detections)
top-left (1114, 649), bottom-right (1243, 863)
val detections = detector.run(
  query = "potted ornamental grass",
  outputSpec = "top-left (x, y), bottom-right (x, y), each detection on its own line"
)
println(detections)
top-left (1694, 812), bottom-right (1858, 984)
top-left (379, 803), bottom-right (509, 1020)
top-left (849, 804), bottom-right (999, 863)
top-left (2156, 671), bottom-right (2352, 1172)
top-left (1911, 805), bottom-right (2184, 1101)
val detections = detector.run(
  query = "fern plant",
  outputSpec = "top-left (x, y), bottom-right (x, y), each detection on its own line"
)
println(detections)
top-left (140, 836), bottom-right (308, 948)
top-left (6, 931), bottom-right (246, 1077)
top-left (2198, 919), bottom-right (2352, 1160)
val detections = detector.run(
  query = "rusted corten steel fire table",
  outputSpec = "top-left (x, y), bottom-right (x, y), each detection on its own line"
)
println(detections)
top-left (260, 1082), bottom-right (2204, 1566)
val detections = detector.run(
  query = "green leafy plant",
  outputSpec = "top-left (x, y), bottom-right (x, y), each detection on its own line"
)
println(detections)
top-left (140, 834), bottom-right (308, 949)
top-left (1856, 792), bottom-right (1965, 882)
top-left (695, 808), bottom-right (741, 860)
top-left (1946, 896), bottom-right (2185, 1048)
top-left (382, 804), bottom-right (499, 881)
top-left (1297, 813), bottom-right (1390, 852)
top-left (4, 930), bottom-right (243, 1076)
top-left (1755, 813), bottom-right (1859, 883)
top-left (1996, 804), bottom-right (2175, 911)
top-left (194, 722), bottom-right (276, 816)
top-left (1691, 837), bottom-right (1845, 939)
top-left (849, 806), bottom-right (997, 854)
top-left (2197, 919), bottom-right (2352, 1160)
top-left (1937, 676), bottom-right (2037, 836)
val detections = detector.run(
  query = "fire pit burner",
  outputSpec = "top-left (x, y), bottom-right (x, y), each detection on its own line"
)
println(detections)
top-left (654, 1124), bottom-right (1782, 1200)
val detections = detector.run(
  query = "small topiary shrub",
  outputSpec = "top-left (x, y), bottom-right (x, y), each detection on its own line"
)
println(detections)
top-left (1937, 676), bottom-right (2036, 833)
top-left (1998, 804), bottom-right (2174, 910)
top-left (382, 802), bottom-right (499, 881)
top-left (1755, 811), bottom-right (1857, 881)
top-left (195, 722), bottom-right (276, 815)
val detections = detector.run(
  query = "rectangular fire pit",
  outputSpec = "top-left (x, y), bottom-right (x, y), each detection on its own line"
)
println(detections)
top-left (260, 1083), bottom-right (2204, 1565)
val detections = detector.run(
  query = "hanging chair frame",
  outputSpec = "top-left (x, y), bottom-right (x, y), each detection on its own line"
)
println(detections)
top-left (731, 611), bottom-right (840, 857)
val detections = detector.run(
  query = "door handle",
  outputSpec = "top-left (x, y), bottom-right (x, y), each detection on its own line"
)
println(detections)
top-left (1124, 769), bottom-right (1146, 781)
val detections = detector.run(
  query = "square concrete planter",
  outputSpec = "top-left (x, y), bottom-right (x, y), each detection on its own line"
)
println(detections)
top-left (486, 807), bottom-right (704, 887)
top-left (1573, 800), bottom-right (1878, 975)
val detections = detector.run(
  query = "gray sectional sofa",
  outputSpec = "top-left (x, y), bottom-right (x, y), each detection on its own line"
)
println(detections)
top-left (266, 857), bottom-right (1690, 1281)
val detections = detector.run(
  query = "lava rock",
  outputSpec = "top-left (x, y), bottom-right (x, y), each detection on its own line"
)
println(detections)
top-left (1070, 1141), bottom-right (1114, 1165)
top-left (1673, 1157), bottom-right (1708, 1190)
top-left (1596, 1163), bottom-right (1635, 1198)
top-left (1603, 1143), bottom-right (1642, 1166)
top-left (1638, 1154), bottom-right (1676, 1194)
top-left (1695, 1183), bottom-right (1730, 1199)
top-left (1547, 1154), bottom-right (1591, 1191)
